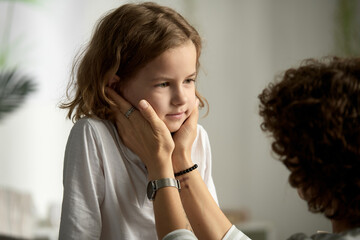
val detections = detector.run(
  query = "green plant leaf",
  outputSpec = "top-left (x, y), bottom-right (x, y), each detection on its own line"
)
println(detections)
top-left (0, 69), bottom-right (36, 121)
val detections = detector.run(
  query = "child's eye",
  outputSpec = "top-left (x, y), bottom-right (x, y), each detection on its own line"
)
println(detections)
top-left (155, 82), bottom-right (169, 88)
top-left (184, 79), bottom-right (195, 84)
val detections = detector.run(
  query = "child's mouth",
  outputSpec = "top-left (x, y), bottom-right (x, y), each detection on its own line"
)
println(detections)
top-left (166, 112), bottom-right (185, 120)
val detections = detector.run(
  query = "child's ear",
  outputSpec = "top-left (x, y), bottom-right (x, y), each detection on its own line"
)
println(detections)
top-left (108, 75), bottom-right (120, 88)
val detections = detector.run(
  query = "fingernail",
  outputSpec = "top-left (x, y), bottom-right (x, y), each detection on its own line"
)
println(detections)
top-left (139, 100), bottom-right (148, 110)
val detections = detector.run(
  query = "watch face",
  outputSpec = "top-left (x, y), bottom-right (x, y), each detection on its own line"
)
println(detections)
top-left (147, 181), bottom-right (155, 200)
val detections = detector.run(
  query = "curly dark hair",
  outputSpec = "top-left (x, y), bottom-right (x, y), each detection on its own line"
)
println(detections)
top-left (259, 57), bottom-right (360, 227)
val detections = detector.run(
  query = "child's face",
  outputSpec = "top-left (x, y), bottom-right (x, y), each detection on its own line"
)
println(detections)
top-left (122, 41), bottom-right (197, 133)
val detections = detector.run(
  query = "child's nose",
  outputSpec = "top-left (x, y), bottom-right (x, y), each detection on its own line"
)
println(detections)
top-left (172, 87), bottom-right (187, 106)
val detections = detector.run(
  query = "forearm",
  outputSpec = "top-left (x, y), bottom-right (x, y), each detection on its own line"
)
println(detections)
top-left (149, 161), bottom-right (193, 240)
top-left (153, 186), bottom-right (193, 240)
top-left (177, 170), bottom-right (232, 240)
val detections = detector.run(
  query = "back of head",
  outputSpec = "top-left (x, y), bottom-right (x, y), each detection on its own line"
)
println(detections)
top-left (259, 56), bottom-right (360, 227)
top-left (62, 2), bottom-right (202, 121)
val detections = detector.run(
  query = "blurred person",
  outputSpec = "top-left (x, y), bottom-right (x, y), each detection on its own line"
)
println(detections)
top-left (259, 56), bottom-right (360, 239)
top-left (59, 2), bottom-right (218, 239)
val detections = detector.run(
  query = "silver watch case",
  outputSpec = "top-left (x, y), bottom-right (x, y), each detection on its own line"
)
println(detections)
top-left (147, 178), bottom-right (181, 201)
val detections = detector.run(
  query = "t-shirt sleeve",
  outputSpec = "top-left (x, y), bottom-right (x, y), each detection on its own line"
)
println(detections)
top-left (199, 125), bottom-right (219, 205)
top-left (162, 226), bottom-right (251, 240)
top-left (59, 119), bottom-right (105, 239)
top-left (223, 225), bottom-right (251, 240)
top-left (162, 229), bottom-right (198, 240)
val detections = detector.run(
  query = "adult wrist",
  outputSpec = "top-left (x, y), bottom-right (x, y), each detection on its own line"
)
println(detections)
top-left (174, 164), bottom-right (198, 177)
top-left (147, 161), bottom-right (174, 181)
top-left (147, 178), bottom-right (181, 201)
top-left (172, 150), bottom-right (193, 171)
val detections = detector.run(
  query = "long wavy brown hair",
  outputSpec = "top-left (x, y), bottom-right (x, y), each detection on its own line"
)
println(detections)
top-left (259, 57), bottom-right (360, 227)
top-left (61, 2), bottom-right (207, 122)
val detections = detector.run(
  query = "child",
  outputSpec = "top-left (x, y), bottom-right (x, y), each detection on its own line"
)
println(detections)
top-left (59, 2), bottom-right (218, 240)
top-left (259, 57), bottom-right (360, 239)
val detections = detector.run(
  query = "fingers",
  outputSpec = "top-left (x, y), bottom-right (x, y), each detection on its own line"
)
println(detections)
top-left (184, 99), bottom-right (199, 127)
top-left (106, 87), bottom-right (133, 114)
top-left (137, 99), bottom-right (166, 131)
top-left (106, 87), bottom-right (166, 134)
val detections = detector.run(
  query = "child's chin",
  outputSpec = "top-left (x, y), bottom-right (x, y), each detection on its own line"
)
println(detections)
top-left (170, 126), bottom-right (181, 133)
top-left (167, 123), bottom-right (182, 133)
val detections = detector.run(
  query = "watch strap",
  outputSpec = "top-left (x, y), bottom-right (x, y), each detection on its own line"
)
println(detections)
top-left (155, 178), bottom-right (180, 190)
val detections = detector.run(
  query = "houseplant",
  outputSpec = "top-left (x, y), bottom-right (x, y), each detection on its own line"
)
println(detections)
top-left (0, 0), bottom-right (38, 121)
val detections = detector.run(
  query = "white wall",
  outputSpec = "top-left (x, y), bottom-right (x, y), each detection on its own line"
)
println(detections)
top-left (193, 1), bottom-right (336, 239)
top-left (0, 0), bottom-right (337, 239)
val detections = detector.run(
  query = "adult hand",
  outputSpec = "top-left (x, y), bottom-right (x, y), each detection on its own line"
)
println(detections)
top-left (106, 88), bottom-right (175, 179)
top-left (172, 99), bottom-right (199, 172)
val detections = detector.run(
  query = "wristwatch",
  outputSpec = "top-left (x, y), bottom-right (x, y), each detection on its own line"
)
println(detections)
top-left (147, 178), bottom-right (181, 201)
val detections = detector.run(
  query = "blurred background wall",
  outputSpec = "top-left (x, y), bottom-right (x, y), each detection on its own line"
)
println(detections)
top-left (0, 0), bottom-right (358, 239)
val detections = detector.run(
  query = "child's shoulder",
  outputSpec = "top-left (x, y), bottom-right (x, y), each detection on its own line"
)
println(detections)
top-left (74, 117), bottom-right (105, 126)
top-left (72, 117), bottom-right (103, 128)
top-left (196, 124), bottom-right (210, 142)
top-left (71, 117), bottom-right (113, 135)
top-left (196, 124), bottom-right (207, 135)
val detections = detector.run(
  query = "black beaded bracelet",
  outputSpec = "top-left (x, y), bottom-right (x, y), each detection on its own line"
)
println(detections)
top-left (174, 164), bottom-right (198, 177)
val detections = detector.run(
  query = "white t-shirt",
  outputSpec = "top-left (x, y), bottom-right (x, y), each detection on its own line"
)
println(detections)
top-left (59, 117), bottom-right (218, 240)
top-left (163, 226), bottom-right (251, 240)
